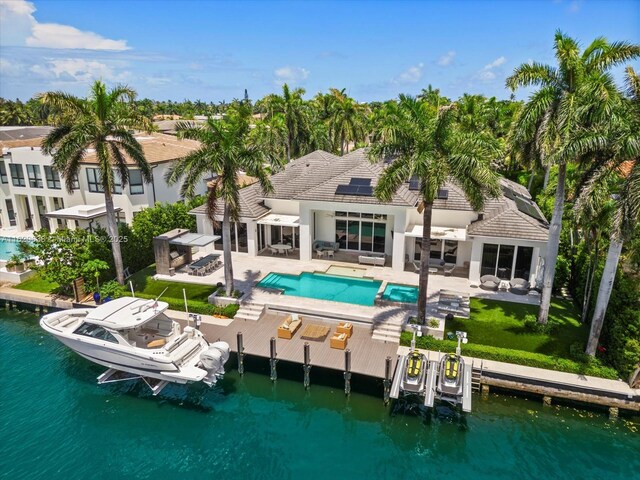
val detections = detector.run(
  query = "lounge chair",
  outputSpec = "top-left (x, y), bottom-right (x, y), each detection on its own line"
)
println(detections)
top-left (444, 263), bottom-right (456, 276)
top-left (510, 278), bottom-right (530, 295)
top-left (480, 275), bottom-right (500, 291)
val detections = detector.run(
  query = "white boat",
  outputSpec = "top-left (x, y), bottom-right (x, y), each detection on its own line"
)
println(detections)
top-left (401, 351), bottom-right (428, 395)
top-left (40, 297), bottom-right (230, 387)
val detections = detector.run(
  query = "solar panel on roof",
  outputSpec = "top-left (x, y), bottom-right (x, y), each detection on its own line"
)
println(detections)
top-left (515, 197), bottom-right (546, 222)
top-left (335, 184), bottom-right (374, 196)
top-left (408, 177), bottom-right (420, 191)
top-left (437, 189), bottom-right (449, 200)
top-left (349, 177), bottom-right (372, 186)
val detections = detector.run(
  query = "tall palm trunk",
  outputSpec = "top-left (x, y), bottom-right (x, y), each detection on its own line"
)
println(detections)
top-left (418, 202), bottom-right (433, 324)
top-left (581, 240), bottom-right (599, 323)
top-left (222, 203), bottom-right (235, 297)
top-left (340, 131), bottom-right (345, 156)
top-left (585, 238), bottom-right (623, 356)
top-left (538, 162), bottom-right (567, 324)
top-left (543, 164), bottom-right (551, 189)
top-left (527, 169), bottom-right (535, 192)
top-left (104, 192), bottom-right (124, 285)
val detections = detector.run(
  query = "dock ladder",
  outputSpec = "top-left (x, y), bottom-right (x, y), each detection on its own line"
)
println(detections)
top-left (471, 360), bottom-right (483, 393)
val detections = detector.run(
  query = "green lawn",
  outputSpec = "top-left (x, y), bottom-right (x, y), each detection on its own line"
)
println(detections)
top-left (127, 265), bottom-right (214, 303)
top-left (445, 298), bottom-right (587, 357)
top-left (14, 275), bottom-right (60, 294)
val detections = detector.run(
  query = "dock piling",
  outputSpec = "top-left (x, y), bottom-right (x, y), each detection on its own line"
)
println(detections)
top-left (344, 349), bottom-right (352, 396)
top-left (303, 342), bottom-right (311, 389)
top-left (237, 332), bottom-right (245, 375)
top-left (609, 407), bottom-right (619, 420)
top-left (383, 356), bottom-right (392, 405)
top-left (269, 337), bottom-right (278, 381)
top-left (543, 395), bottom-right (552, 407)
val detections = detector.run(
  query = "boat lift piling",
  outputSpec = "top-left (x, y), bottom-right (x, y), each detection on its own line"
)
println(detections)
top-left (383, 356), bottom-right (393, 404)
top-left (344, 349), bottom-right (352, 396)
top-left (303, 342), bottom-right (311, 389)
top-left (237, 332), bottom-right (245, 375)
top-left (269, 337), bottom-right (278, 381)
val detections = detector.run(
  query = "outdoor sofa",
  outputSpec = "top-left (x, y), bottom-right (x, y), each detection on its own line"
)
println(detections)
top-left (358, 253), bottom-right (385, 266)
top-left (509, 278), bottom-right (530, 295)
top-left (480, 275), bottom-right (500, 291)
top-left (277, 314), bottom-right (302, 339)
top-left (312, 240), bottom-right (339, 252)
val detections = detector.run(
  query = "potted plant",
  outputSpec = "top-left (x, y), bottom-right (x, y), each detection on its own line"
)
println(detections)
top-left (10, 253), bottom-right (25, 272)
top-left (5, 260), bottom-right (16, 272)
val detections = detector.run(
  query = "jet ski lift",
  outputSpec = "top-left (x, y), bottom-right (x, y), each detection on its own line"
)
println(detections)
top-left (390, 325), bottom-right (430, 400)
top-left (435, 331), bottom-right (472, 412)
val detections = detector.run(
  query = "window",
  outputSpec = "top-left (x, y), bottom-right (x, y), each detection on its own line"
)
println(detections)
top-left (129, 169), bottom-right (144, 194)
top-left (26, 165), bottom-right (43, 188)
top-left (514, 246), bottom-right (533, 279)
top-left (443, 240), bottom-right (458, 264)
top-left (430, 239), bottom-right (442, 259)
top-left (5, 199), bottom-right (16, 226)
top-left (44, 166), bottom-right (61, 189)
top-left (112, 169), bottom-right (122, 194)
top-left (481, 244), bottom-right (499, 277)
top-left (0, 161), bottom-right (7, 184)
top-left (73, 323), bottom-right (118, 343)
top-left (70, 174), bottom-right (80, 190)
top-left (86, 168), bottom-right (103, 192)
top-left (9, 164), bottom-right (25, 187)
top-left (335, 215), bottom-right (386, 253)
top-left (481, 243), bottom-right (527, 280)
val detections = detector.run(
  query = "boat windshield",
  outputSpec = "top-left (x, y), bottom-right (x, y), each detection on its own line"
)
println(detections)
top-left (74, 323), bottom-right (118, 343)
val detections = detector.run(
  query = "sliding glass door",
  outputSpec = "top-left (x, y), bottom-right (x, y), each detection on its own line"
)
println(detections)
top-left (481, 243), bottom-right (534, 280)
top-left (335, 212), bottom-right (386, 253)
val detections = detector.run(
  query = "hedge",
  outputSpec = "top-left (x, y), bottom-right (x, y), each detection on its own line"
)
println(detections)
top-left (135, 292), bottom-right (239, 318)
top-left (400, 332), bottom-right (619, 380)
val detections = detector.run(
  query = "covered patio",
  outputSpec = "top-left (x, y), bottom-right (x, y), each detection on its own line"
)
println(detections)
top-left (153, 229), bottom-right (221, 276)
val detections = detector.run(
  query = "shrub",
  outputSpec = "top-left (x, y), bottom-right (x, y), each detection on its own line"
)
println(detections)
top-left (428, 318), bottom-right (440, 328)
top-left (135, 292), bottom-right (239, 318)
top-left (553, 254), bottom-right (571, 293)
top-left (100, 280), bottom-right (127, 299)
top-left (400, 332), bottom-right (618, 379)
top-left (523, 313), bottom-right (557, 334)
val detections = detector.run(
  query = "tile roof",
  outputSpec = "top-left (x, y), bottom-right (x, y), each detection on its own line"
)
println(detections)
top-left (190, 182), bottom-right (271, 219)
top-left (1, 130), bottom-right (200, 165)
top-left (467, 178), bottom-right (549, 241)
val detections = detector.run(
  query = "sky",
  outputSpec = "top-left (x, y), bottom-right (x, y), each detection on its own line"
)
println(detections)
top-left (0, 0), bottom-right (638, 103)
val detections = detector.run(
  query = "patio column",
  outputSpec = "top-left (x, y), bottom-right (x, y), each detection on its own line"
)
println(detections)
top-left (299, 205), bottom-right (312, 261)
top-left (469, 240), bottom-right (482, 283)
top-left (247, 220), bottom-right (258, 257)
top-left (391, 212), bottom-right (406, 271)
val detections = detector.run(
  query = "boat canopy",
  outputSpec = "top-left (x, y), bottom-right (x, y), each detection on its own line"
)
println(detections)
top-left (84, 297), bottom-right (169, 329)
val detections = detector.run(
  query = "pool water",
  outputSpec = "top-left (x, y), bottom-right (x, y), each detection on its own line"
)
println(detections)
top-left (0, 237), bottom-right (30, 260)
top-left (257, 272), bottom-right (382, 305)
top-left (382, 283), bottom-right (419, 303)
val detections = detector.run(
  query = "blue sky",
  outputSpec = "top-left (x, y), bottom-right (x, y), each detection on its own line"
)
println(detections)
top-left (0, 0), bottom-right (638, 102)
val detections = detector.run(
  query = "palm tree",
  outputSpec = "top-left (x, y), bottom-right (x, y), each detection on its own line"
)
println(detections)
top-left (506, 31), bottom-right (640, 324)
top-left (369, 95), bottom-right (501, 323)
top-left (165, 104), bottom-right (274, 296)
top-left (327, 89), bottom-right (366, 155)
top-left (39, 81), bottom-right (152, 284)
top-left (578, 67), bottom-right (640, 355)
top-left (261, 84), bottom-right (310, 162)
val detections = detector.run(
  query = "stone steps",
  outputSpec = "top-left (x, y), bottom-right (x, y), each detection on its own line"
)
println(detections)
top-left (234, 303), bottom-right (265, 322)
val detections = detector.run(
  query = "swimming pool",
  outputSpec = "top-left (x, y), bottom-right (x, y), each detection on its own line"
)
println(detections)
top-left (257, 272), bottom-right (382, 306)
top-left (0, 237), bottom-right (31, 260)
top-left (381, 283), bottom-right (419, 304)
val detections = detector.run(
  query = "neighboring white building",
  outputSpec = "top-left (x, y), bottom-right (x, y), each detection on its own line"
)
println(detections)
top-left (191, 149), bottom-right (550, 285)
top-left (0, 127), bottom-right (203, 233)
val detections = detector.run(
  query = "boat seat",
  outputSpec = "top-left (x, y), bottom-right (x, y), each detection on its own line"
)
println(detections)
top-left (147, 338), bottom-right (166, 349)
top-left (407, 354), bottom-right (423, 378)
top-left (444, 357), bottom-right (459, 380)
top-left (57, 316), bottom-right (78, 329)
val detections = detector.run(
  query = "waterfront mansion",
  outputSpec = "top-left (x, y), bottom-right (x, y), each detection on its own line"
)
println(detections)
top-left (0, 126), bottom-right (204, 233)
top-left (191, 149), bottom-right (549, 285)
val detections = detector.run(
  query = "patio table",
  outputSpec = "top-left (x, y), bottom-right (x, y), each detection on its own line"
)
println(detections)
top-left (272, 244), bottom-right (292, 255)
top-left (189, 254), bottom-right (220, 269)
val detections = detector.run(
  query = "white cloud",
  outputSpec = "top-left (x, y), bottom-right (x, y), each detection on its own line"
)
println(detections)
top-left (393, 63), bottom-right (424, 84)
top-left (484, 56), bottom-right (506, 69)
top-left (438, 51), bottom-right (456, 66)
top-left (0, 58), bottom-right (23, 77)
top-left (30, 58), bottom-right (129, 83)
top-left (567, 0), bottom-right (582, 13)
top-left (477, 56), bottom-right (507, 82)
top-left (0, 0), bottom-right (129, 51)
top-left (274, 66), bottom-right (309, 85)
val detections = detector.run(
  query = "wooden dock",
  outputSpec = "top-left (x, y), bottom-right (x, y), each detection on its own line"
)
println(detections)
top-left (193, 311), bottom-right (399, 379)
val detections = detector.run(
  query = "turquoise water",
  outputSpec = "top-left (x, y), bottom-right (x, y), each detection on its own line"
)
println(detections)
top-left (257, 272), bottom-right (382, 306)
top-left (0, 237), bottom-right (30, 260)
top-left (382, 283), bottom-right (419, 303)
top-left (1, 310), bottom-right (639, 480)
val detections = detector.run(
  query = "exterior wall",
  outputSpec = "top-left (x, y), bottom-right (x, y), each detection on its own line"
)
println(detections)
top-left (406, 207), bottom-right (477, 229)
top-left (1, 147), bottom-right (199, 232)
top-left (263, 199), bottom-right (300, 216)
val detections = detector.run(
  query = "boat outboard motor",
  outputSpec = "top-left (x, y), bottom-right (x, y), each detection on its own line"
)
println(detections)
top-left (200, 341), bottom-right (231, 386)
